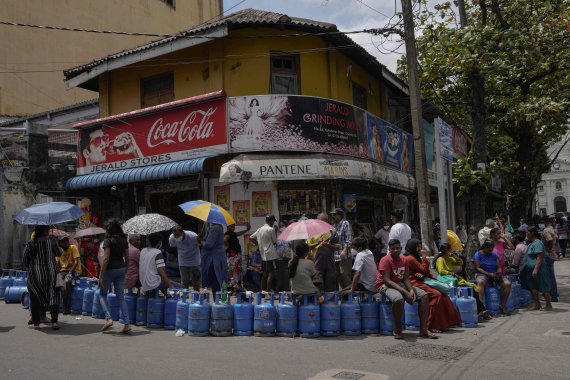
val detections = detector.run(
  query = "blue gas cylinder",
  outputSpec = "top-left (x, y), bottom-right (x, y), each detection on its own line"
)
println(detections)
top-left (299, 294), bottom-right (320, 338)
top-left (163, 289), bottom-right (179, 330)
top-left (82, 281), bottom-right (96, 316)
top-left (92, 288), bottom-right (106, 319)
top-left (448, 286), bottom-right (459, 309)
top-left (188, 292), bottom-right (211, 336)
top-left (320, 292), bottom-right (341, 336)
top-left (508, 275), bottom-right (522, 309)
top-left (340, 293), bottom-right (361, 336)
top-left (135, 291), bottom-right (148, 326)
top-left (360, 293), bottom-right (379, 334)
top-left (21, 290), bottom-right (30, 309)
top-left (13, 271), bottom-right (27, 287)
top-left (503, 287), bottom-right (516, 313)
top-left (379, 296), bottom-right (394, 336)
top-left (176, 290), bottom-right (190, 332)
top-left (485, 286), bottom-right (501, 315)
top-left (0, 270), bottom-right (15, 300)
top-left (5, 285), bottom-right (27, 304)
top-left (254, 292), bottom-right (276, 337)
top-left (457, 287), bottom-right (478, 327)
top-left (147, 290), bottom-right (165, 328)
top-left (233, 292), bottom-right (254, 336)
top-left (404, 300), bottom-right (420, 330)
top-left (107, 292), bottom-right (120, 321)
top-left (71, 281), bottom-right (85, 315)
top-left (120, 289), bottom-right (137, 324)
top-left (210, 291), bottom-right (233, 336)
top-left (276, 292), bottom-right (297, 337)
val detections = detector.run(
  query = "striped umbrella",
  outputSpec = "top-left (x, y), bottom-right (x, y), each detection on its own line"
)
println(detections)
top-left (178, 200), bottom-right (235, 226)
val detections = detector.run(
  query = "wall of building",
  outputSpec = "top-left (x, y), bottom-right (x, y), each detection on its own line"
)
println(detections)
top-left (100, 27), bottom-right (386, 118)
top-left (0, 0), bottom-right (222, 117)
top-left (535, 132), bottom-right (570, 215)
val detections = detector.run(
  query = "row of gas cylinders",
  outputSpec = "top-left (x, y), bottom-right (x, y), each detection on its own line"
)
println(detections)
top-left (447, 275), bottom-right (532, 324)
top-left (71, 280), bottom-right (424, 337)
top-left (1, 270), bottom-right (29, 304)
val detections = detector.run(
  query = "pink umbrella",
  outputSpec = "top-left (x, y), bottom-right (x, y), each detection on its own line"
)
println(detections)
top-left (278, 219), bottom-right (333, 241)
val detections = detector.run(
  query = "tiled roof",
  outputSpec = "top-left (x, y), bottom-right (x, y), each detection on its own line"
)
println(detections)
top-left (63, 8), bottom-right (382, 81)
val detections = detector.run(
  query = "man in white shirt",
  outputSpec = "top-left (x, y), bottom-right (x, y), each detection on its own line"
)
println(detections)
top-left (140, 233), bottom-right (179, 294)
top-left (250, 215), bottom-right (278, 292)
top-left (349, 237), bottom-right (379, 293)
top-left (388, 209), bottom-right (411, 251)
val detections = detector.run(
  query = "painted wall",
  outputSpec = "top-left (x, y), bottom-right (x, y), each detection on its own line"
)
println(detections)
top-left (0, 0), bottom-right (222, 117)
top-left (208, 178), bottom-right (279, 253)
top-left (100, 27), bottom-right (386, 119)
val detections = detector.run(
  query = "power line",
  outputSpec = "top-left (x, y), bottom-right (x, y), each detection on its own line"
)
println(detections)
top-left (0, 39), bottom-right (387, 75)
top-left (353, 0), bottom-right (392, 19)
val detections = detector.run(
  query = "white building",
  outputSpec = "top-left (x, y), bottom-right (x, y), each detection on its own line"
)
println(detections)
top-left (535, 130), bottom-right (570, 216)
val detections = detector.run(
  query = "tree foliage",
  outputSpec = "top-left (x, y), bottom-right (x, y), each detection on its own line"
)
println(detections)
top-left (402, 0), bottom-right (570, 217)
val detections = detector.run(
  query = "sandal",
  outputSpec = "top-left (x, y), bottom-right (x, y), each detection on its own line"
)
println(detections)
top-left (121, 326), bottom-right (132, 335)
top-left (101, 319), bottom-right (113, 332)
top-left (420, 331), bottom-right (439, 339)
top-left (393, 330), bottom-right (404, 340)
top-left (51, 323), bottom-right (60, 330)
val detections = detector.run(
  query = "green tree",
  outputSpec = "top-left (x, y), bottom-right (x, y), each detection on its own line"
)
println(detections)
top-left (402, 0), bottom-right (570, 225)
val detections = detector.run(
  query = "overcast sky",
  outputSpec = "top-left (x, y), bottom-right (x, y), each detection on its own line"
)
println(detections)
top-left (223, 0), bottom-right (408, 73)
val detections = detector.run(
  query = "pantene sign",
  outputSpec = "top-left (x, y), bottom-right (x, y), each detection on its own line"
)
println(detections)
top-left (75, 94), bottom-right (226, 175)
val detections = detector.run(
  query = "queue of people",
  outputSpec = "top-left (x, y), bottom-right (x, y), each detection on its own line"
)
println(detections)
top-left (19, 209), bottom-right (564, 339)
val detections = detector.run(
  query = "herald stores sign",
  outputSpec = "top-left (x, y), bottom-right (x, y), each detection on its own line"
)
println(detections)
top-left (75, 91), bottom-right (227, 175)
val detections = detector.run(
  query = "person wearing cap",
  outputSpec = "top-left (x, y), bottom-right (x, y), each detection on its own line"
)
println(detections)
top-left (330, 207), bottom-right (353, 289)
top-left (57, 235), bottom-right (82, 315)
top-left (388, 209), bottom-right (412, 252)
top-left (250, 215), bottom-right (278, 292)
top-left (478, 218), bottom-right (496, 245)
top-left (474, 240), bottom-right (511, 315)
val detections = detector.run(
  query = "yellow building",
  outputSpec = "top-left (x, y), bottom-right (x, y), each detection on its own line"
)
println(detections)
top-left (64, 8), bottom-right (395, 118)
top-left (64, 8), bottom-right (415, 233)
top-left (0, 0), bottom-right (222, 118)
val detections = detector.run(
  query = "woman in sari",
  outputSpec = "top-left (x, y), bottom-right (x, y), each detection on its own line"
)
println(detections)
top-left (404, 239), bottom-right (462, 332)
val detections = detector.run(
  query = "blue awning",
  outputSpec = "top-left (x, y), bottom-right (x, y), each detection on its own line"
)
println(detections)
top-left (65, 158), bottom-right (206, 191)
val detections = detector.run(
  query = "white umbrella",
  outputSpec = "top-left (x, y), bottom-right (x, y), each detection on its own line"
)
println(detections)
top-left (122, 213), bottom-right (177, 235)
top-left (75, 226), bottom-right (106, 238)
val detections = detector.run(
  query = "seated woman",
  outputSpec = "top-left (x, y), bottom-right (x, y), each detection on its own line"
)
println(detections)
top-left (289, 242), bottom-right (320, 298)
top-left (404, 240), bottom-right (462, 332)
top-left (436, 243), bottom-right (491, 321)
top-left (244, 247), bottom-right (262, 292)
top-left (436, 244), bottom-right (477, 290)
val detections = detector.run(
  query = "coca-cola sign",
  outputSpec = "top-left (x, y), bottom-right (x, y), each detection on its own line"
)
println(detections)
top-left (76, 93), bottom-right (226, 175)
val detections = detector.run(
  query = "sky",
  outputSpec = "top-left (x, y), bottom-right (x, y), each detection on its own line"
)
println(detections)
top-left (222, 0), bottom-right (408, 73)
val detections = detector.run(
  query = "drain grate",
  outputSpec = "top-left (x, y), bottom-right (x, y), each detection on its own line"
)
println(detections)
top-left (376, 342), bottom-right (470, 362)
top-left (332, 371), bottom-right (366, 380)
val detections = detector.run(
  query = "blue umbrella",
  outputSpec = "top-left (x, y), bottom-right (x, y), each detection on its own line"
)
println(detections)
top-left (14, 202), bottom-right (84, 225)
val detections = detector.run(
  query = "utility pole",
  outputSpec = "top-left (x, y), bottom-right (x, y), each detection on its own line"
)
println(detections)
top-left (400, 0), bottom-right (435, 253)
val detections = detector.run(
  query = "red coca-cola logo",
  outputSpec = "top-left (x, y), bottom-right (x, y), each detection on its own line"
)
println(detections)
top-left (147, 107), bottom-right (217, 148)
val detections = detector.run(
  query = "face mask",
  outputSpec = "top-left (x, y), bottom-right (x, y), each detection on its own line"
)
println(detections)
top-left (383, 226), bottom-right (390, 230)
top-left (175, 235), bottom-right (183, 242)
top-left (93, 239), bottom-right (99, 243)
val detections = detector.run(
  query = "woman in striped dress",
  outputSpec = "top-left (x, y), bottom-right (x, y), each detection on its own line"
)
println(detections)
top-left (22, 225), bottom-right (63, 329)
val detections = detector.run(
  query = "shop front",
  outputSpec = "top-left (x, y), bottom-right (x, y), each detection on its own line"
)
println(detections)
top-left (65, 91), bottom-right (227, 227)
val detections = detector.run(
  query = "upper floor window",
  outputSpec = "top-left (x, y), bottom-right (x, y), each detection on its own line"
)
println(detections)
top-left (538, 185), bottom-right (544, 192)
top-left (555, 181), bottom-right (562, 190)
top-left (141, 72), bottom-right (174, 108)
top-left (270, 54), bottom-right (299, 95)
top-left (161, 0), bottom-right (175, 8)
top-left (352, 82), bottom-right (367, 110)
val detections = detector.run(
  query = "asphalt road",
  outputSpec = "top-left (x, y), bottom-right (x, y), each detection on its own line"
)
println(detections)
top-left (1, 260), bottom-right (569, 380)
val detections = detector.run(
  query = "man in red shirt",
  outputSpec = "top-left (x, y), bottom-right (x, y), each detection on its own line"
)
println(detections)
top-left (377, 239), bottom-right (437, 339)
